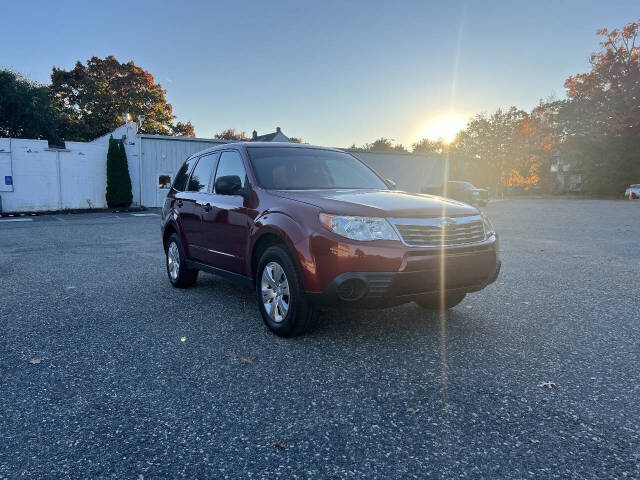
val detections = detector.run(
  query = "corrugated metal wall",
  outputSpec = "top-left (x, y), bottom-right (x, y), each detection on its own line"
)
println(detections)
top-left (139, 136), bottom-right (226, 207)
top-left (138, 138), bottom-right (446, 207)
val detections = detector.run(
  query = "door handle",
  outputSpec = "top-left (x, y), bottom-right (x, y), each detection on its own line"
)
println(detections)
top-left (177, 200), bottom-right (183, 208)
top-left (203, 203), bottom-right (212, 212)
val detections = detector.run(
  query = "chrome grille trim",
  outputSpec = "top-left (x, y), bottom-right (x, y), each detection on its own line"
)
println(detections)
top-left (389, 215), bottom-right (486, 247)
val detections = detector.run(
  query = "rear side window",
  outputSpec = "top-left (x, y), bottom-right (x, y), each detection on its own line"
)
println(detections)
top-left (173, 157), bottom-right (196, 191)
top-left (187, 154), bottom-right (218, 192)
top-left (214, 151), bottom-right (247, 192)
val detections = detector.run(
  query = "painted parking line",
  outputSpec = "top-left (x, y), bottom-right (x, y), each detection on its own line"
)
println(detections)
top-left (131, 213), bottom-right (158, 217)
top-left (0, 217), bottom-right (34, 222)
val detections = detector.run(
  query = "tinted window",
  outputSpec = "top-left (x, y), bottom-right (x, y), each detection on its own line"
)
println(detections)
top-left (215, 151), bottom-right (247, 193)
top-left (187, 154), bottom-right (218, 192)
top-left (247, 147), bottom-right (388, 190)
top-left (173, 157), bottom-right (196, 191)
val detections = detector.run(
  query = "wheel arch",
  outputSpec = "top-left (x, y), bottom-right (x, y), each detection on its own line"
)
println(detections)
top-left (162, 220), bottom-right (190, 258)
top-left (249, 217), bottom-right (311, 290)
top-left (251, 231), bottom-right (293, 281)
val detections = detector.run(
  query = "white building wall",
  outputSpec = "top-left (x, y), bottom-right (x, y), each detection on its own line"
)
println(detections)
top-left (0, 138), bottom-right (108, 212)
top-left (139, 136), bottom-right (227, 207)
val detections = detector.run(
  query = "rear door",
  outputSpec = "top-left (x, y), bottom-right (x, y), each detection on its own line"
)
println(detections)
top-left (199, 150), bottom-right (250, 273)
top-left (183, 152), bottom-right (219, 262)
top-left (171, 156), bottom-right (199, 252)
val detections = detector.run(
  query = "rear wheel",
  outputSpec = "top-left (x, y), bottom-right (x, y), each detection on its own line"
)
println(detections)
top-left (256, 245), bottom-right (313, 337)
top-left (165, 233), bottom-right (198, 288)
top-left (415, 292), bottom-right (466, 310)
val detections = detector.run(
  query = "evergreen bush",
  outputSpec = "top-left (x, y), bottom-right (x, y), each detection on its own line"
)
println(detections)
top-left (106, 136), bottom-right (133, 208)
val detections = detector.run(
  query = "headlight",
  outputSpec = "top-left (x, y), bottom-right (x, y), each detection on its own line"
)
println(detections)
top-left (482, 213), bottom-right (496, 237)
top-left (319, 213), bottom-right (399, 241)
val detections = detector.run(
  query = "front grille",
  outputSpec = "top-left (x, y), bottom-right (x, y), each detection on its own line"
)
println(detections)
top-left (391, 215), bottom-right (485, 247)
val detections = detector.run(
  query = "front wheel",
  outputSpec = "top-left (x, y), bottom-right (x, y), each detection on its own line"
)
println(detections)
top-left (415, 292), bottom-right (466, 310)
top-left (256, 245), bottom-right (313, 337)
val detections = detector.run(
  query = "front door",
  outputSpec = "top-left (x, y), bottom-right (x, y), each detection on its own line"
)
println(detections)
top-left (199, 150), bottom-right (249, 274)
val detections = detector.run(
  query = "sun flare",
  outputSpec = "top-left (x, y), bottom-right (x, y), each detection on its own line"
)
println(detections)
top-left (423, 116), bottom-right (467, 143)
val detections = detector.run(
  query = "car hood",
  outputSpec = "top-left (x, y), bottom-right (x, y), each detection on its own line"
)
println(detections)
top-left (271, 189), bottom-right (479, 218)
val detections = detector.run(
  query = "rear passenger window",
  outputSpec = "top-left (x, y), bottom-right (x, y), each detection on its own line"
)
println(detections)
top-left (173, 157), bottom-right (196, 191)
top-left (187, 154), bottom-right (218, 192)
top-left (215, 151), bottom-right (247, 193)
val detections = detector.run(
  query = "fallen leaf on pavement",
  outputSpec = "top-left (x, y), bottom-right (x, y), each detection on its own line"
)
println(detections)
top-left (538, 381), bottom-right (557, 389)
top-left (28, 357), bottom-right (42, 365)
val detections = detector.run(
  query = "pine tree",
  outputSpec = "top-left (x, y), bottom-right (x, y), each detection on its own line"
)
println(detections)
top-left (105, 136), bottom-right (133, 208)
top-left (118, 141), bottom-right (133, 206)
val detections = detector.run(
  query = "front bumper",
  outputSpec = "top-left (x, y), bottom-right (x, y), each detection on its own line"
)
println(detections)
top-left (304, 236), bottom-right (501, 308)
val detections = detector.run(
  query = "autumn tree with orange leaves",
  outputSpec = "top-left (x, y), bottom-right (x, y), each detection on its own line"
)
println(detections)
top-left (441, 20), bottom-right (640, 195)
top-left (51, 56), bottom-right (194, 141)
top-left (558, 20), bottom-right (640, 194)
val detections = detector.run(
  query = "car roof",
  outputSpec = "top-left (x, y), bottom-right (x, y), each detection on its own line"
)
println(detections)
top-left (190, 142), bottom-right (345, 158)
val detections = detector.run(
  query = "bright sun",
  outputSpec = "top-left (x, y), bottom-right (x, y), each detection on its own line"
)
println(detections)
top-left (423, 116), bottom-right (467, 143)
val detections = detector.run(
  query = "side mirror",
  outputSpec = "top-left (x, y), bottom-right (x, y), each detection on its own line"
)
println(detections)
top-left (215, 175), bottom-right (244, 196)
top-left (386, 178), bottom-right (397, 190)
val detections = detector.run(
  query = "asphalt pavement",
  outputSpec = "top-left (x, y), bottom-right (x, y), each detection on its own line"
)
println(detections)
top-left (1, 200), bottom-right (639, 479)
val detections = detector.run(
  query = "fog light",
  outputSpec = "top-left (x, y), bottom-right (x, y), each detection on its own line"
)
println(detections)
top-left (337, 278), bottom-right (367, 301)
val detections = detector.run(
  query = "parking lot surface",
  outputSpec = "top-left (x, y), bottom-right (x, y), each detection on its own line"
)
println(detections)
top-left (1, 200), bottom-right (639, 479)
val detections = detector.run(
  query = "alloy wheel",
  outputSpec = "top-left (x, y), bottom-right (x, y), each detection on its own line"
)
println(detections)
top-left (261, 261), bottom-right (290, 323)
top-left (167, 242), bottom-right (180, 281)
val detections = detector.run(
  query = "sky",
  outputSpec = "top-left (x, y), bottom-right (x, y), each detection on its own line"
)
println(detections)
top-left (1, 0), bottom-right (638, 147)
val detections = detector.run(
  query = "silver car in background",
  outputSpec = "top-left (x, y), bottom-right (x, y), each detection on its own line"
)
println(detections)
top-left (625, 184), bottom-right (640, 199)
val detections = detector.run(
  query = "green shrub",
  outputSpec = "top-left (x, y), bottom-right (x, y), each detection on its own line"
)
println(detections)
top-left (106, 136), bottom-right (133, 208)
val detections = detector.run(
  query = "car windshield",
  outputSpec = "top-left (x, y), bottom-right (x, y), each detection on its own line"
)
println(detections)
top-left (247, 147), bottom-right (388, 190)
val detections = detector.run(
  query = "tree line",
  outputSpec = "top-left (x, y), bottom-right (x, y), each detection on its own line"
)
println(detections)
top-left (2, 20), bottom-right (638, 195)
top-left (354, 20), bottom-right (640, 195)
top-left (0, 56), bottom-right (195, 145)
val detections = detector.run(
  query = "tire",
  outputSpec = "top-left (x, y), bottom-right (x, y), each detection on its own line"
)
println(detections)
top-left (165, 233), bottom-right (198, 288)
top-left (415, 292), bottom-right (466, 310)
top-left (255, 245), bottom-right (313, 337)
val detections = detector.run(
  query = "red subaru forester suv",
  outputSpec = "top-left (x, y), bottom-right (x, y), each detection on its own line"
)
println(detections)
top-left (161, 143), bottom-right (500, 336)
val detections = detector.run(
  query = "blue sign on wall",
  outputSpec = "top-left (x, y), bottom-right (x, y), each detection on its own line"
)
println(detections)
top-left (5, 175), bottom-right (12, 185)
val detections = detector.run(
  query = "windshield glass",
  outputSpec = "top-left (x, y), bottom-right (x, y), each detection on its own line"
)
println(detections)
top-left (247, 147), bottom-right (388, 190)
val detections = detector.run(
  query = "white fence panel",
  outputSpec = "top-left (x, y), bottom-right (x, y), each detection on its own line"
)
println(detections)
top-left (59, 144), bottom-right (108, 210)
top-left (0, 138), bottom-right (108, 213)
